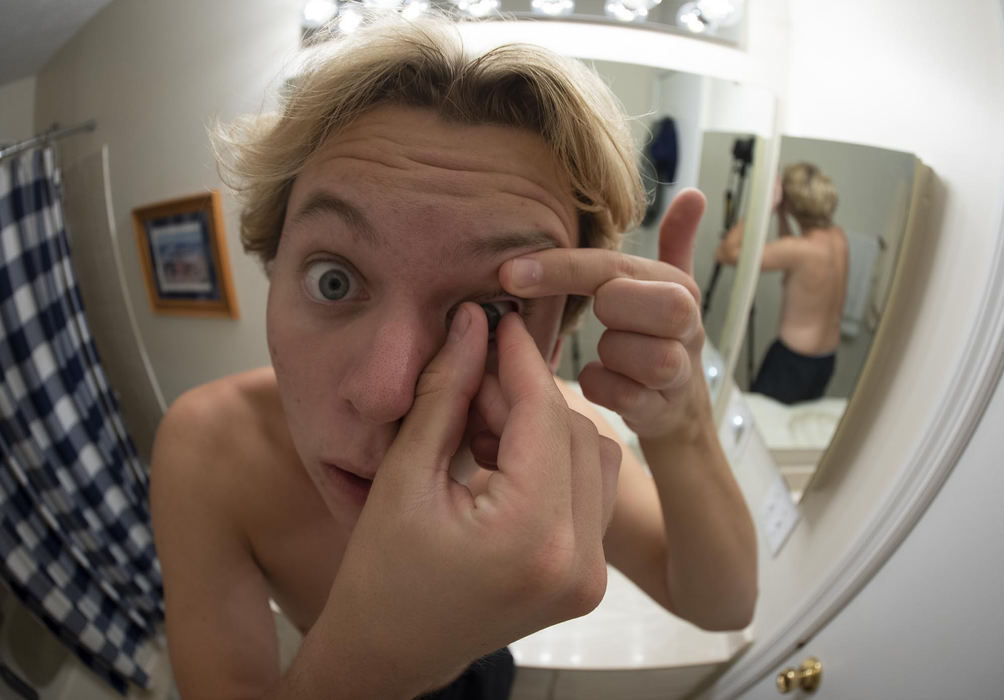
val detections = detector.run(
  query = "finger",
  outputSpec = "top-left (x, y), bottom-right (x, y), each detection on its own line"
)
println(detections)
top-left (473, 373), bottom-right (507, 437)
top-left (593, 278), bottom-right (702, 339)
top-left (491, 313), bottom-right (572, 494)
top-left (499, 248), bottom-right (692, 300)
top-left (658, 187), bottom-right (706, 276)
top-left (578, 362), bottom-right (669, 435)
top-left (567, 411), bottom-right (605, 549)
top-left (385, 303), bottom-right (488, 481)
top-left (598, 436), bottom-right (621, 532)
top-left (596, 330), bottom-right (692, 392)
top-left (470, 431), bottom-right (501, 469)
top-left (494, 313), bottom-right (564, 408)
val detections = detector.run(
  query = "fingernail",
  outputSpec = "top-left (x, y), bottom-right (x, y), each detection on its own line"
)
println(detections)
top-left (510, 258), bottom-right (542, 288)
top-left (448, 305), bottom-right (471, 344)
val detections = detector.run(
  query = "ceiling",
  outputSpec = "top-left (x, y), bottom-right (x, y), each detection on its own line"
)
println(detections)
top-left (0, 0), bottom-right (115, 86)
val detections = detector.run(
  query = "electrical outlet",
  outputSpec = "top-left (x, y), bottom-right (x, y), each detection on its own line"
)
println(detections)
top-left (758, 473), bottom-right (801, 556)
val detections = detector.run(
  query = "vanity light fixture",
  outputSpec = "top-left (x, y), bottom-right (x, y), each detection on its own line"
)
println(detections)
top-left (676, 0), bottom-right (743, 33)
top-left (530, 0), bottom-right (575, 17)
top-left (302, 0), bottom-right (432, 40)
top-left (338, 3), bottom-right (366, 33)
top-left (447, 0), bottom-right (502, 18)
top-left (604, 0), bottom-right (662, 23)
top-left (695, 0), bottom-right (744, 26)
top-left (676, 1), bottom-right (711, 32)
top-left (302, 0), bottom-right (338, 27)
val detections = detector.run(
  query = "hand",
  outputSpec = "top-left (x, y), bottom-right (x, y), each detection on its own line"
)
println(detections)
top-left (499, 188), bottom-right (710, 440)
top-left (325, 304), bottom-right (620, 693)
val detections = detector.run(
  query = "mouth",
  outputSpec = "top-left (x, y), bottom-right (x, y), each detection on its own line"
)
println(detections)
top-left (322, 462), bottom-right (373, 507)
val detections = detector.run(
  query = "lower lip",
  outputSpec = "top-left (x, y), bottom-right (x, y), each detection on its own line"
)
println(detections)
top-left (324, 463), bottom-right (373, 507)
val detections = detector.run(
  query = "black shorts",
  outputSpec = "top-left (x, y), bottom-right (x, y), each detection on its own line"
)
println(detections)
top-left (416, 648), bottom-right (515, 700)
top-left (751, 339), bottom-right (835, 405)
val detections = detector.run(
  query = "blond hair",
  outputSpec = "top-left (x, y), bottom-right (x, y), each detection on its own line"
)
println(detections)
top-left (781, 162), bottom-right (838, 229)
top-left (214, 13), bottom-right (645, 331)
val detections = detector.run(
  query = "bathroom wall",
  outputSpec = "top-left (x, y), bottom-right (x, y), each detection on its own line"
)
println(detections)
top-left (708, 0), bottom-right (1004, 691)
top-left (0, 75), bottom-right (36, 142)
top-left (34, 0), bottom-right (303, 405)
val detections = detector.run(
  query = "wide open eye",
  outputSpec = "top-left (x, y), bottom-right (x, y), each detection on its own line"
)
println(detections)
top-left (480, 300), bottom-right (518, 338)
top-left (305, 261), bottom-right (356, 302)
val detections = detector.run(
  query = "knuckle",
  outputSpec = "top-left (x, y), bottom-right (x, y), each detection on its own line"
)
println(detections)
top-left (692, 322), bottom-right (706, 348)
top-left (620, 376), bottom-right (646, 410)
top-left (413, 364), bottom-right (452, 401)
top-left (666, 283), bottom-right (698, 330)
top-left (656, 341), bottom-right (685, 382)
top-left (613, 254), bottom-right (638, 279)
top-left (558, 555), bottom-right (608, 619)
top-left (683, 277), bottom-right (702, 306)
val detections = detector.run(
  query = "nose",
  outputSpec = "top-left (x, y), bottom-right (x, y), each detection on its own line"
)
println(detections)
top-left (339, 310), bottom-right (444, 425)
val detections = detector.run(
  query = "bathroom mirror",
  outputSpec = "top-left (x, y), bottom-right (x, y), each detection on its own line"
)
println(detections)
top-left (555, 60), bottom-right (775, 410)
top-left (734, 136), bottom-right (926, 500)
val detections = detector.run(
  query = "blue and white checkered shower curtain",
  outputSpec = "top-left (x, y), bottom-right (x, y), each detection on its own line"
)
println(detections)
top-left (0, 147), bottom-right (163, 693)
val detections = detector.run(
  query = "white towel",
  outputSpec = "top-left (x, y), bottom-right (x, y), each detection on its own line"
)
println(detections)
top-left (841, 231), bottom-right (881, 338)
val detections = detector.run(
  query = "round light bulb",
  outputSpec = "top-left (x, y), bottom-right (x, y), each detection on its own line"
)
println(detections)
top-left (338, 4), bottom-right (365, 33)
top-left (676, 1), bottom-right (713, 32)
top-left (604, 0), bottom-right (659, 22)
top-left (531, 0), bottom-right (575, 16)
top-left (302, 0), bottom-right (338, 27)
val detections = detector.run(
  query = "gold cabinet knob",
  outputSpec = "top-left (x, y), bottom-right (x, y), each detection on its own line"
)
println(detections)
top-left (776, 656), bottom-right (822, 693)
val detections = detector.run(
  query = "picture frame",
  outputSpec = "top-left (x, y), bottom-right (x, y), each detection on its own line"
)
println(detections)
top-left (131, 191), bottom-right (239, 319)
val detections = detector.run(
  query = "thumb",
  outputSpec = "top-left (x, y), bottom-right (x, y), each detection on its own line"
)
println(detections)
top-left (383, 303), bottom-right (489, 482)
top-left (658, 187), bottom-right (706, 277)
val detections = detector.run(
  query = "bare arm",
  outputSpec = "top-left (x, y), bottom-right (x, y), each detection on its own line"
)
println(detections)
top-left (151, 392), bottom-right (283, 699)
top-left (714, 219), bottom-right (745, 266)
top-left (776, 203), bottom-right (794, 238)
top-left (502, 190), bottom-right (758, 631)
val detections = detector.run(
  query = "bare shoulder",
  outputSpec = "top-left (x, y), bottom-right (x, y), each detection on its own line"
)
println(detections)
top-left (158, 367), bottom-right (281, 448)
top-left (151, 368), bottom-right (290, 697)
top-left (151, 366), bottom-right (293, 530)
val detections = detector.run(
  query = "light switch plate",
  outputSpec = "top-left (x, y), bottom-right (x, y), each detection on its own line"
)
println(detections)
top-left (758, 473), bottom-right (801, 556)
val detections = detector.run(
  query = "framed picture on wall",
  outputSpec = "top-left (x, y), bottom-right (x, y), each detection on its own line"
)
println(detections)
top-left (131, 190), bottom-right (239, 319)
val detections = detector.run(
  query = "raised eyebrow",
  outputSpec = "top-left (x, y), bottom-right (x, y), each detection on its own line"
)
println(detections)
top-left (291, 192), bottom-right (379, 246)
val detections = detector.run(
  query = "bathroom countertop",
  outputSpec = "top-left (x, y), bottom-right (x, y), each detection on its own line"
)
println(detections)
top-left (510, 564), bottom-right (752, 670)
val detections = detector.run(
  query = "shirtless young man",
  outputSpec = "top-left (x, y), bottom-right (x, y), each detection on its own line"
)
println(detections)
top-left (716, 163), bottom-right (849, 404)
top-left (151, 16), bottom-right (757, 700)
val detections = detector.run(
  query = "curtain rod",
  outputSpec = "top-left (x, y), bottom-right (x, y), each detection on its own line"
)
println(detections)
top-left (0, 119), bottom-right (97, 161)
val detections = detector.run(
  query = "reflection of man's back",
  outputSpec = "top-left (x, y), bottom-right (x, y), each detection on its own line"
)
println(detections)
top-left (776, 224), bottom-right (849, 358)
top-left (753, 163), bottom-right (849, 405)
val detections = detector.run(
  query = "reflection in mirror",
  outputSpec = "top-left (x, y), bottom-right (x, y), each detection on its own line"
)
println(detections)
top-left (695, 131), bottom-right (760, 354)
top-left (557, 63), bottom-right (774, 416)
top-left (727, 137), bottom-right (922, 499)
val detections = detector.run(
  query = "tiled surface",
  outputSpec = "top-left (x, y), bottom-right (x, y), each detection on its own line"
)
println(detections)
top-left (511, 566), bottom-right (750, 670)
